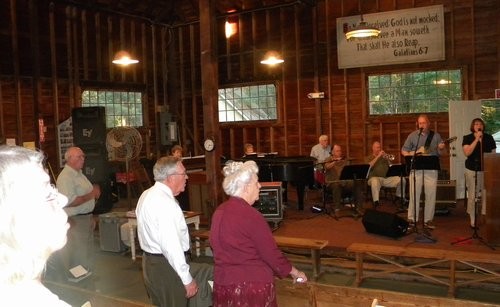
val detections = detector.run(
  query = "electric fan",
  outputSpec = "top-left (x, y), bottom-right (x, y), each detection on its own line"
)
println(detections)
top-left (106, 126), bottom-right (143, 209)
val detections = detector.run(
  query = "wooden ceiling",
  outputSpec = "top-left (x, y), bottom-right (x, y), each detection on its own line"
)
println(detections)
top-left (60, 0), bottom-right (314, 25)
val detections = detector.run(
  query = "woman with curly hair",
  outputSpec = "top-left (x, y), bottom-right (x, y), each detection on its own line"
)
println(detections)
top-left (210, 160), bottom-right (307, 307)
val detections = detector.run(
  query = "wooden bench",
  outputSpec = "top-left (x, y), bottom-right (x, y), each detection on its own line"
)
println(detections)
top-left (347, 242), bottom-right (500, 297)
top-left (190, 230), bottom-right (328, 280)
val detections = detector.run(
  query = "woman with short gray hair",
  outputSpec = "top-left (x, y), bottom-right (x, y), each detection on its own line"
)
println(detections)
top-left (210, 160), bottom-right (307, 306)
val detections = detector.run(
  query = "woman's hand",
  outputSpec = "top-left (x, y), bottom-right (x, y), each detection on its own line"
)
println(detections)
top-left (290, 266), bottom-right (308, 283)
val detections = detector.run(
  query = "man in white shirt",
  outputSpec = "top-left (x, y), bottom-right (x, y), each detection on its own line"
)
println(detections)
top-left (310, 135), bottom-right (331, 163)
top-left (52, 146), bottom-right (101, 282)
top-left (136, 156), bottom-right (212, 306)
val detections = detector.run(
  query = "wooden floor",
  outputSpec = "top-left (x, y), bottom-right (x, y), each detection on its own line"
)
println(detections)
top-left (43, 190), bottom-right (500, 307)
top-left (274, 188), bottom-right (500, 255)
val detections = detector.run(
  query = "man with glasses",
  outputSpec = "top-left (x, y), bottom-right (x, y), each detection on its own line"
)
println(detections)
top-left (0, 146), bottom-right (72, 305)
top-left (49, 146), bottom-right (101, 283)
top-left (136, 156), bottom-right (212, 307)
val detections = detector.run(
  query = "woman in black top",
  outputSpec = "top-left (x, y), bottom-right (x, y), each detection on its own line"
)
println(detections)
top-left (462, 118), bottom-right (496, 227)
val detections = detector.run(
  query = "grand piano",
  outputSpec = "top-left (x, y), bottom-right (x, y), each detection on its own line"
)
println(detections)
top-left (241, 155), bottom-right (315, 210)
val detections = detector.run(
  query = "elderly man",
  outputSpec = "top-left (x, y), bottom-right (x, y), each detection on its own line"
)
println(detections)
top-left (402, 114), bottom-right (447, 230)
top-left (310, 135), bottom-right (331, 163)
top-left (365, 141), bottom-right (406, 209)
top-left (52, 146), bottom-right (101, 282)
top-left (136, 156), bottom-right (212, 307)
top-left (324, 144), bottom-right (364, 216)
top-left (1, 146), bottom-right (72, 305)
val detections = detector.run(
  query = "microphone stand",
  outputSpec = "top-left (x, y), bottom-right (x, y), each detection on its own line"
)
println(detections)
top-left (394, 165), bottom-right (408, 214)
top-left (452, 132), bottom-right (495, 250)
top-left (408, 129), bottom-right (436, 243)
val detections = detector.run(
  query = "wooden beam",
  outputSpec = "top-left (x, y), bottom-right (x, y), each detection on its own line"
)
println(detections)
top-left (141, 23), bottom-right (151, 157)
top-left (11, 0), bottom-right (23, 144)
top-left (29, 0), bottom-right (41, 147)
top-left (199, 0), bottom-right (223, 216)
top-left (49, 2), bottom-right (61, 166)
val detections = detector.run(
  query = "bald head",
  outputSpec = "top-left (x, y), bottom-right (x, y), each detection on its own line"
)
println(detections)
top-left (64, 146), bottom-right (85, 170)
top-left (332, 144), bottom-right (342, 159)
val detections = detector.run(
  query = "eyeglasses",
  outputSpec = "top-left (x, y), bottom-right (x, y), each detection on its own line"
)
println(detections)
top-left (171, 172), bottom-right (188, 177)
top-left (45, 184), bottom-right (68, 208)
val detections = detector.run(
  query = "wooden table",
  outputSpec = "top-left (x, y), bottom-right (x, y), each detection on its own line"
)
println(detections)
top-left (128, 211), bottom-right (201, 261)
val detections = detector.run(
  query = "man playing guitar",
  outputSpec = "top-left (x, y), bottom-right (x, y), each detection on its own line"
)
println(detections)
top-left (401, 114), bottom-right (448, 230)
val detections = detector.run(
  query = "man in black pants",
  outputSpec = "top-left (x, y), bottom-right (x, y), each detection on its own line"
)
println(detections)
top-left (136, 156), bottom-right (213, 307)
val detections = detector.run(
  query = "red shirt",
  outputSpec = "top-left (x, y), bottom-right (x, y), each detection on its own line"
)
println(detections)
top-left (210, 196), bottom-right (292, 285)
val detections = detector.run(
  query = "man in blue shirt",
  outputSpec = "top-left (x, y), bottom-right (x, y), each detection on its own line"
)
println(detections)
top-left (401, 115), bottom-right (447, 230)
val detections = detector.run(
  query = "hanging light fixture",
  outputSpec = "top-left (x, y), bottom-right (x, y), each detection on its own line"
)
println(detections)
top-left (260, 50), bottom-right (284, 65)
top-left (112, 51), bottom-right (139, 66)
top-left (345, 15), bottom-right (380, 40)
top-left (224, 10), bottom-right (238, 39)
top-left (225, 20), bottom-right (238, 38)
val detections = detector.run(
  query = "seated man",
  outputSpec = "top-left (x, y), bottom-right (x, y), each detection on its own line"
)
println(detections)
top-left (310, 134), bottom-right (331, 163)
top-left (365, 141), bottom-right (406, 208)
top-left (324, 144), bottom-right (364, 214)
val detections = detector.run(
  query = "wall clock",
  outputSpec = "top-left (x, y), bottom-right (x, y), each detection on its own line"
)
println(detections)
top-left (203, 138), bottom-right (215, 152)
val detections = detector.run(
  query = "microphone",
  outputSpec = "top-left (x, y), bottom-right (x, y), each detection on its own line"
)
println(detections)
top-left (477, 128), bottom-right (482, 140)
top-left (418, 127), bottom-right (423, 135)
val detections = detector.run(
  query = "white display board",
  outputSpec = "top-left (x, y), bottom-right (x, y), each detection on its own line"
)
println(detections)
top-left (57, 117), bottom-right (73, 167)
top-left (337, 5), bottom-right (445, 69)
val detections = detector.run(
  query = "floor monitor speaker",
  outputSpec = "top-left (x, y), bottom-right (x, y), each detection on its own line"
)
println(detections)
top-left (362, 209), bottom-right (409, 238)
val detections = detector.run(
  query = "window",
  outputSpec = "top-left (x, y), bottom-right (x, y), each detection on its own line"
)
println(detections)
top-left (81, 89), bottom-right (143, 127)
top-left (368, 69), bottom-right (462, 115)
top-left (218, 83), bottom-right (278, 122)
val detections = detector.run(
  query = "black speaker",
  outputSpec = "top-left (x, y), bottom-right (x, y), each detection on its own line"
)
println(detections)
top-left (72, 107), bottom-right (106, 146)
top-left (362, 209), bottom-right (409, 238)
top-left (92, 179), bottom-right (115, 215)
top-left (81, 144), bottom-right (109, 183)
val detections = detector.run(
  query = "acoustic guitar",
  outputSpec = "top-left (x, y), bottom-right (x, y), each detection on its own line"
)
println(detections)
top-left (409, 136), bottom-right (457, 156)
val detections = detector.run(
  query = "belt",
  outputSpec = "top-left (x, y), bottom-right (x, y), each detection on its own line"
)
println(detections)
top-left (144, 251), bottom-right (191, 258)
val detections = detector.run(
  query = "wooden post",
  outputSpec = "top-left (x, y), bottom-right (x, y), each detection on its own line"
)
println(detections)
top-left (199, 0), bottom-right (223, 220)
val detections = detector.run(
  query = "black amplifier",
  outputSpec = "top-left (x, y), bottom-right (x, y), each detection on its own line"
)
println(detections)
top-left (255, 182), bottom-right (283, 228)
top-left (435, 180), bottom-right (456, 215)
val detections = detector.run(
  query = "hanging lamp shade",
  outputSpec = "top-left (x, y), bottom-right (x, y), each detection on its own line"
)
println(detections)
top-left (225, 21), bottom-right (237, 38)
top-left (112, 51), bottom-right (139, 65)
top-left (260, 50), bottom-right (284, 65)
top-left (345, 16), bottom-right (380, 40)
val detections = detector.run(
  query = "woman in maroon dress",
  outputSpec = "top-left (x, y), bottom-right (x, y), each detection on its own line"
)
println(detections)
top-left (210, 160), bottom-right (307, 307)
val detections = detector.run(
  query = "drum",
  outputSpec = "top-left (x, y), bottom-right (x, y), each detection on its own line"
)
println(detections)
top-left (314, 168), bottom-right (326, 185)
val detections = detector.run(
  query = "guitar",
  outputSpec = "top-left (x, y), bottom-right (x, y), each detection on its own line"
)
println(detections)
top-left (409, 136), bottom-right (457, 155)
top-left (443, 136), bottom-right (457, 144)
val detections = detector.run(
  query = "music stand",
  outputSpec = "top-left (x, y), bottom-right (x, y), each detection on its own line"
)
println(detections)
top-left (310, 162), bottom-right (334, 217)
top-left (333, 164), bottom-right (370, 220)
top-left (386, 164), bottom-right (408, 213)
top-left (404, 155), bottom-right (440, 243)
